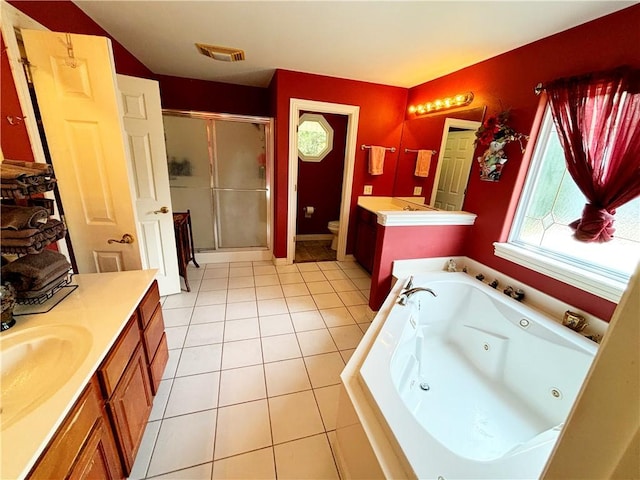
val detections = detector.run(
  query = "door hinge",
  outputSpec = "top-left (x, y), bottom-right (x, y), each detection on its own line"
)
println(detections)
top-left (19, 58), bottom-right (34, 84)
top-left (60, 214), bottom-right (68, 230)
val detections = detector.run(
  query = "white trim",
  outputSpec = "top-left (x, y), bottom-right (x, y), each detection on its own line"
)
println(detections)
top-left (377, 211), bottom-right (477, 226)
top-left (429, 118), bottom-right (481, 207)
top-left (288, 99), bottom-right (360, 264)
top-left (494, 242), bottom-right (625, 303)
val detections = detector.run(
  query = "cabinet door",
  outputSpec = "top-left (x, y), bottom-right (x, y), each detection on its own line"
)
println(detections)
top-left (107, 345), bottom-right (153, 474)
top-left (68, 416), bottom-right (122, 480)
top-left (354, 208), bottom-right (377, 274)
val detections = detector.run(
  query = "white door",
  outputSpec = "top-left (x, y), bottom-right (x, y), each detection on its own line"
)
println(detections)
top-left (117, 75), bottom-right (180, 295)
top-left (21, 29), bottom-right (142, 272)
top-left (434, 130), bottom-right (477, 211)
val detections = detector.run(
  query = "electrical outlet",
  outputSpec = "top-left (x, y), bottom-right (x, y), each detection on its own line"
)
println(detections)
top-left (364, 185), bottom-right (373, 195)
top-left (413, 186), bottom-right (422, 195)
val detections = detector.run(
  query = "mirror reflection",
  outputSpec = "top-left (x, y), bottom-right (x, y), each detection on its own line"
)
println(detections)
top-left (395, 106), bottom-right (485, 210)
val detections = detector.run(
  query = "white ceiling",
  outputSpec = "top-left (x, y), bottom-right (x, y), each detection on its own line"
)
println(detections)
top-left (74, 1), bottom-right (635, 88)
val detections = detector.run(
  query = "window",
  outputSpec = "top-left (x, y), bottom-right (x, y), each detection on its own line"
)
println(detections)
top-left (297, 113), bottom-right (334, 162)
top-left (495, 106), bottom-right (640, 302)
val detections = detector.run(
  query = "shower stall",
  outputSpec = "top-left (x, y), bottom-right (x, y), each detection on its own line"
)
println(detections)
top-left (163, 111), bottom-right (272, 260)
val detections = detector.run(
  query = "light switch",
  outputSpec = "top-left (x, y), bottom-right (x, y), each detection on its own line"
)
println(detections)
top-left (413, 186), bottom-right (422, 195)
top-left (364, 185), bottom-right (373, 195)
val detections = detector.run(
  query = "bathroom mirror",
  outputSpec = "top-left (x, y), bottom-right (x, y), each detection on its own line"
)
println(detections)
top-left (394, 106), bottom-right (486, 209)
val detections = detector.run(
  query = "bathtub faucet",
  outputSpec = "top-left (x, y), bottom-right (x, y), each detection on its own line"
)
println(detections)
top-left (397, 287), bottom-right (437, 305)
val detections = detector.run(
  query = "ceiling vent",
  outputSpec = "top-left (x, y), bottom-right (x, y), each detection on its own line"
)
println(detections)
top-left (195, 43), bottom-right (245, 62)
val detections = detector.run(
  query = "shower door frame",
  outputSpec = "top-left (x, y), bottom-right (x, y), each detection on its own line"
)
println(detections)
top-left (163, 109), bottom-right (273, 255)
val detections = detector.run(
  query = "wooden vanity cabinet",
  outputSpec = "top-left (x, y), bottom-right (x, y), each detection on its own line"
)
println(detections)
top-left (137, 280), bottom-right (168, 394)
top-left (354, 206), bottom-right (378, 274)
top-left (28, 377), bottom-right (122, 480)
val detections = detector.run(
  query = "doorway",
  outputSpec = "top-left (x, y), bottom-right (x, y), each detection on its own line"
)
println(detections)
top-left (287, 99), bottom-right (360, 264)
top-left (295, 111), bottom-right (348, 263)
top-left (163, 110), bottom-right (273, 263)
top-left (429, 118), bottom-right (481, 210)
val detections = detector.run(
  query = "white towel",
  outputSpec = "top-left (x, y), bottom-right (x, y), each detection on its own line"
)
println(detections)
top-left (368, 146), bottom-right (385, 175)
top-left (414, 150), bottom-right (433, 177)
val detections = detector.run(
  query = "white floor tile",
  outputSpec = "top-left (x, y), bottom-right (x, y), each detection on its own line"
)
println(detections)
top-left (281, 283), bottom-right (310, 297)
top-left (268, 390), bottom-right (324, 444)
top-left (147, 409), bottom-right (217, 477)
top-left (329, 325), bottom-right (364, 350)
top-left (344, 268), bottom-right (370, 280)
top-left (256, 285), bottom-right (284, 300)
top-left (304, 352), bottom-right (345, 388)
top-left (184, 322), bottom-right (225, 347)
top-left (358, 321), bottom-right (372, 333)
top-left (164, 372), bottom-right (220, 418)
top-left (264, 358), bottom-right (311, 397)
top-left (276, 265), bottom-right (299, 274)
top-left (306, 281), bottom-right (335, 295)
top-left (196, 290), bottom-right (228, 306)
top-left (225, 300), bottom-right (258, 320)
top-left (296, 262), bottom-right (320, 272)
top-left (312, 292), bottom-right (344, 309)
top-left (314, 385), bottom-right (341, 431)
top-left (165, 325), bottom-right (188, 350)
top-left (176, 343), bottom-right (223, 376)
top-left (128, 420), bottom-right (161, 480)
top-left (279, 272), bottom-right (304, 284)
top-left (199, 277), bottom-right (229, 292)
top-left (252, 260), bottom-right (274, 267)
top-left (301, 271), bottom-right (327, 283)
top-left (206, 262), bottom-right (229, 269)
top-left (340, 348), bottom-right (356, 363)
top-left (221, 338), bottom-right (263, 369)
top-left (187, 265), bottom-right (205, 278)
top-left (229, 266), bottom-right (254, 277)
top-left (212, 447), bottom-right (275, 480)
top-left (254, 274), bottom-right (280, 287)
top-left (254, 265), bottom-right (277, 276)
top-left (285, 295), bottom-right (317, 313)
top-left (317, 261), bottom-right (340, 271)
top-left (259, 314), bottom-right (294, 337)
top-left (203, 268), bottom-right (229, 279)
top-left (224, 317), bottom-right (260, 342)
top-left (191, 304), bottom-right (226, 324)
top-left (296, 329), bottom-right (338, 356)
top-left (218, 364), bottom-right (266, 407)
top-left (351, 276), bottom-right (371, 291)
top-left (149, 379), bottom-right (173, 421)
top-left (214, 399), bottom-right (272, 460)
top-left (163, 291), bottom-right (198, 309)
top-left (319, 307), bottom-right (356, 327)
top-left (328, 278), bottom-right (358, 292)
top-left (290, 310), bottom-right (326, 332)
top-left (162, 307), bottom-right (193, 327)
top-left (257, 298), bottom-right (289, 317)
top-left (226, 287), bottom-right (256, 303)
top-left (337, 290), bottom-right (368, 306)
top-left (151, 463), bottom-right (213, 480)
top-left (228, 276), bottom-right (256, 289)
top-left (230, 261), bottom-right (252, 268)
top-left (322, 269), bottom-right (348, 281)
top-left (162, 348), bottom-right (180, 380)
top-left (347, 305), bottom-right (376, 323)
top-left (261, 334), bottom-right (302, 363)
top-left (274, 434), bottom-right (339, 480)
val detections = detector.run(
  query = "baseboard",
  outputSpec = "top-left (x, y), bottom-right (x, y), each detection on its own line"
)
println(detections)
top-left (295, 234), bottom-right (333, 241)
top-left (194, 250), bottom-right (272, 264)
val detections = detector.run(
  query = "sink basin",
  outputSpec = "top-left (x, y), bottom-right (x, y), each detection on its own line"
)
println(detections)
top-left (0, 324), bottom-right (92, 430)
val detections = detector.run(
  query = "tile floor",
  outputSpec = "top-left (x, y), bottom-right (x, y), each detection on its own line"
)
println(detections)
top-left (129, 259), bottom-right (375, 479)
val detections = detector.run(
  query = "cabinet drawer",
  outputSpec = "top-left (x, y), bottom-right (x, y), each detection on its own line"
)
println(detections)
top-left (28, 378), bottom-right (103, 479)
top-left (149, 333), bottom-right (169, 394)
top-left (98, 316), bottom-right (141, 398)
top-left (143, 305), bottom-right (165, 362)
top-left (138, 281), bottom-right (160, 329)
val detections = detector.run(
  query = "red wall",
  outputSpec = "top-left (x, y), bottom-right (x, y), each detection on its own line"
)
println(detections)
top-left (296, 112), bottom-right (348, 235)
top-left (406, 4), bottom-right (640, 321)
top-left (157, 74), bottom-right (270, 117)
top-left (271, 69), bottom-right (408, 257)
top-left (1, 35), bottom-right (34, 161)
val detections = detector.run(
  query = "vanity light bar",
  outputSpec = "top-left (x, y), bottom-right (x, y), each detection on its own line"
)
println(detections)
top-left (408, 92), bottom-right (474, 115)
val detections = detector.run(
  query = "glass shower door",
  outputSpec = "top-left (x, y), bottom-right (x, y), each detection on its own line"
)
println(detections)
top-left (213, 120), bottom-right (269, 249)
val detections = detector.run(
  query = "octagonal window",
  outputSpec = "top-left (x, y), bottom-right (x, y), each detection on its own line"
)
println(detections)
top-left (298, 113), bottom-right (334, 162)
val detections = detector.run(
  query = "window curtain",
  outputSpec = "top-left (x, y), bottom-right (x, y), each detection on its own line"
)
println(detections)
top-left (545, 67), bottom-right (640, 242)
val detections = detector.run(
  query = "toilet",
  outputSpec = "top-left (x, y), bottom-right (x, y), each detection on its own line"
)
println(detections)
top-left (327, 220), bottom-right (340, 250)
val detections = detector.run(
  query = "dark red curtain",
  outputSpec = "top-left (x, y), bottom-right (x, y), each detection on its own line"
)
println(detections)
top-left (546, 67), bottom-right (640, 242)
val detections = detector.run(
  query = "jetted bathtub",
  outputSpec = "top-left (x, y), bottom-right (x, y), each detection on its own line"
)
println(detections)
top-left (360, 272), bottom-right (597, 479)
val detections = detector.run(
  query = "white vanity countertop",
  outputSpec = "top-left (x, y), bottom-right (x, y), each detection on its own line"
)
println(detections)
top-left (357, 196), bottom-right (477, 226)
top-left (0, 269), bottom-right (157, 480)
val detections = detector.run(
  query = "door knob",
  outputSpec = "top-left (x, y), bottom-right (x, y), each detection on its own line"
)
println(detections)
top-left (154, 206), bottom-right (169, 214)
top-left (107, 234), bottom-right (135, 244)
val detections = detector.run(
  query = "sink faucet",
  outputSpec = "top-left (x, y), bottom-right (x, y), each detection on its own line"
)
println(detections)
top-left (397, 287), bottom-right (437, 305)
